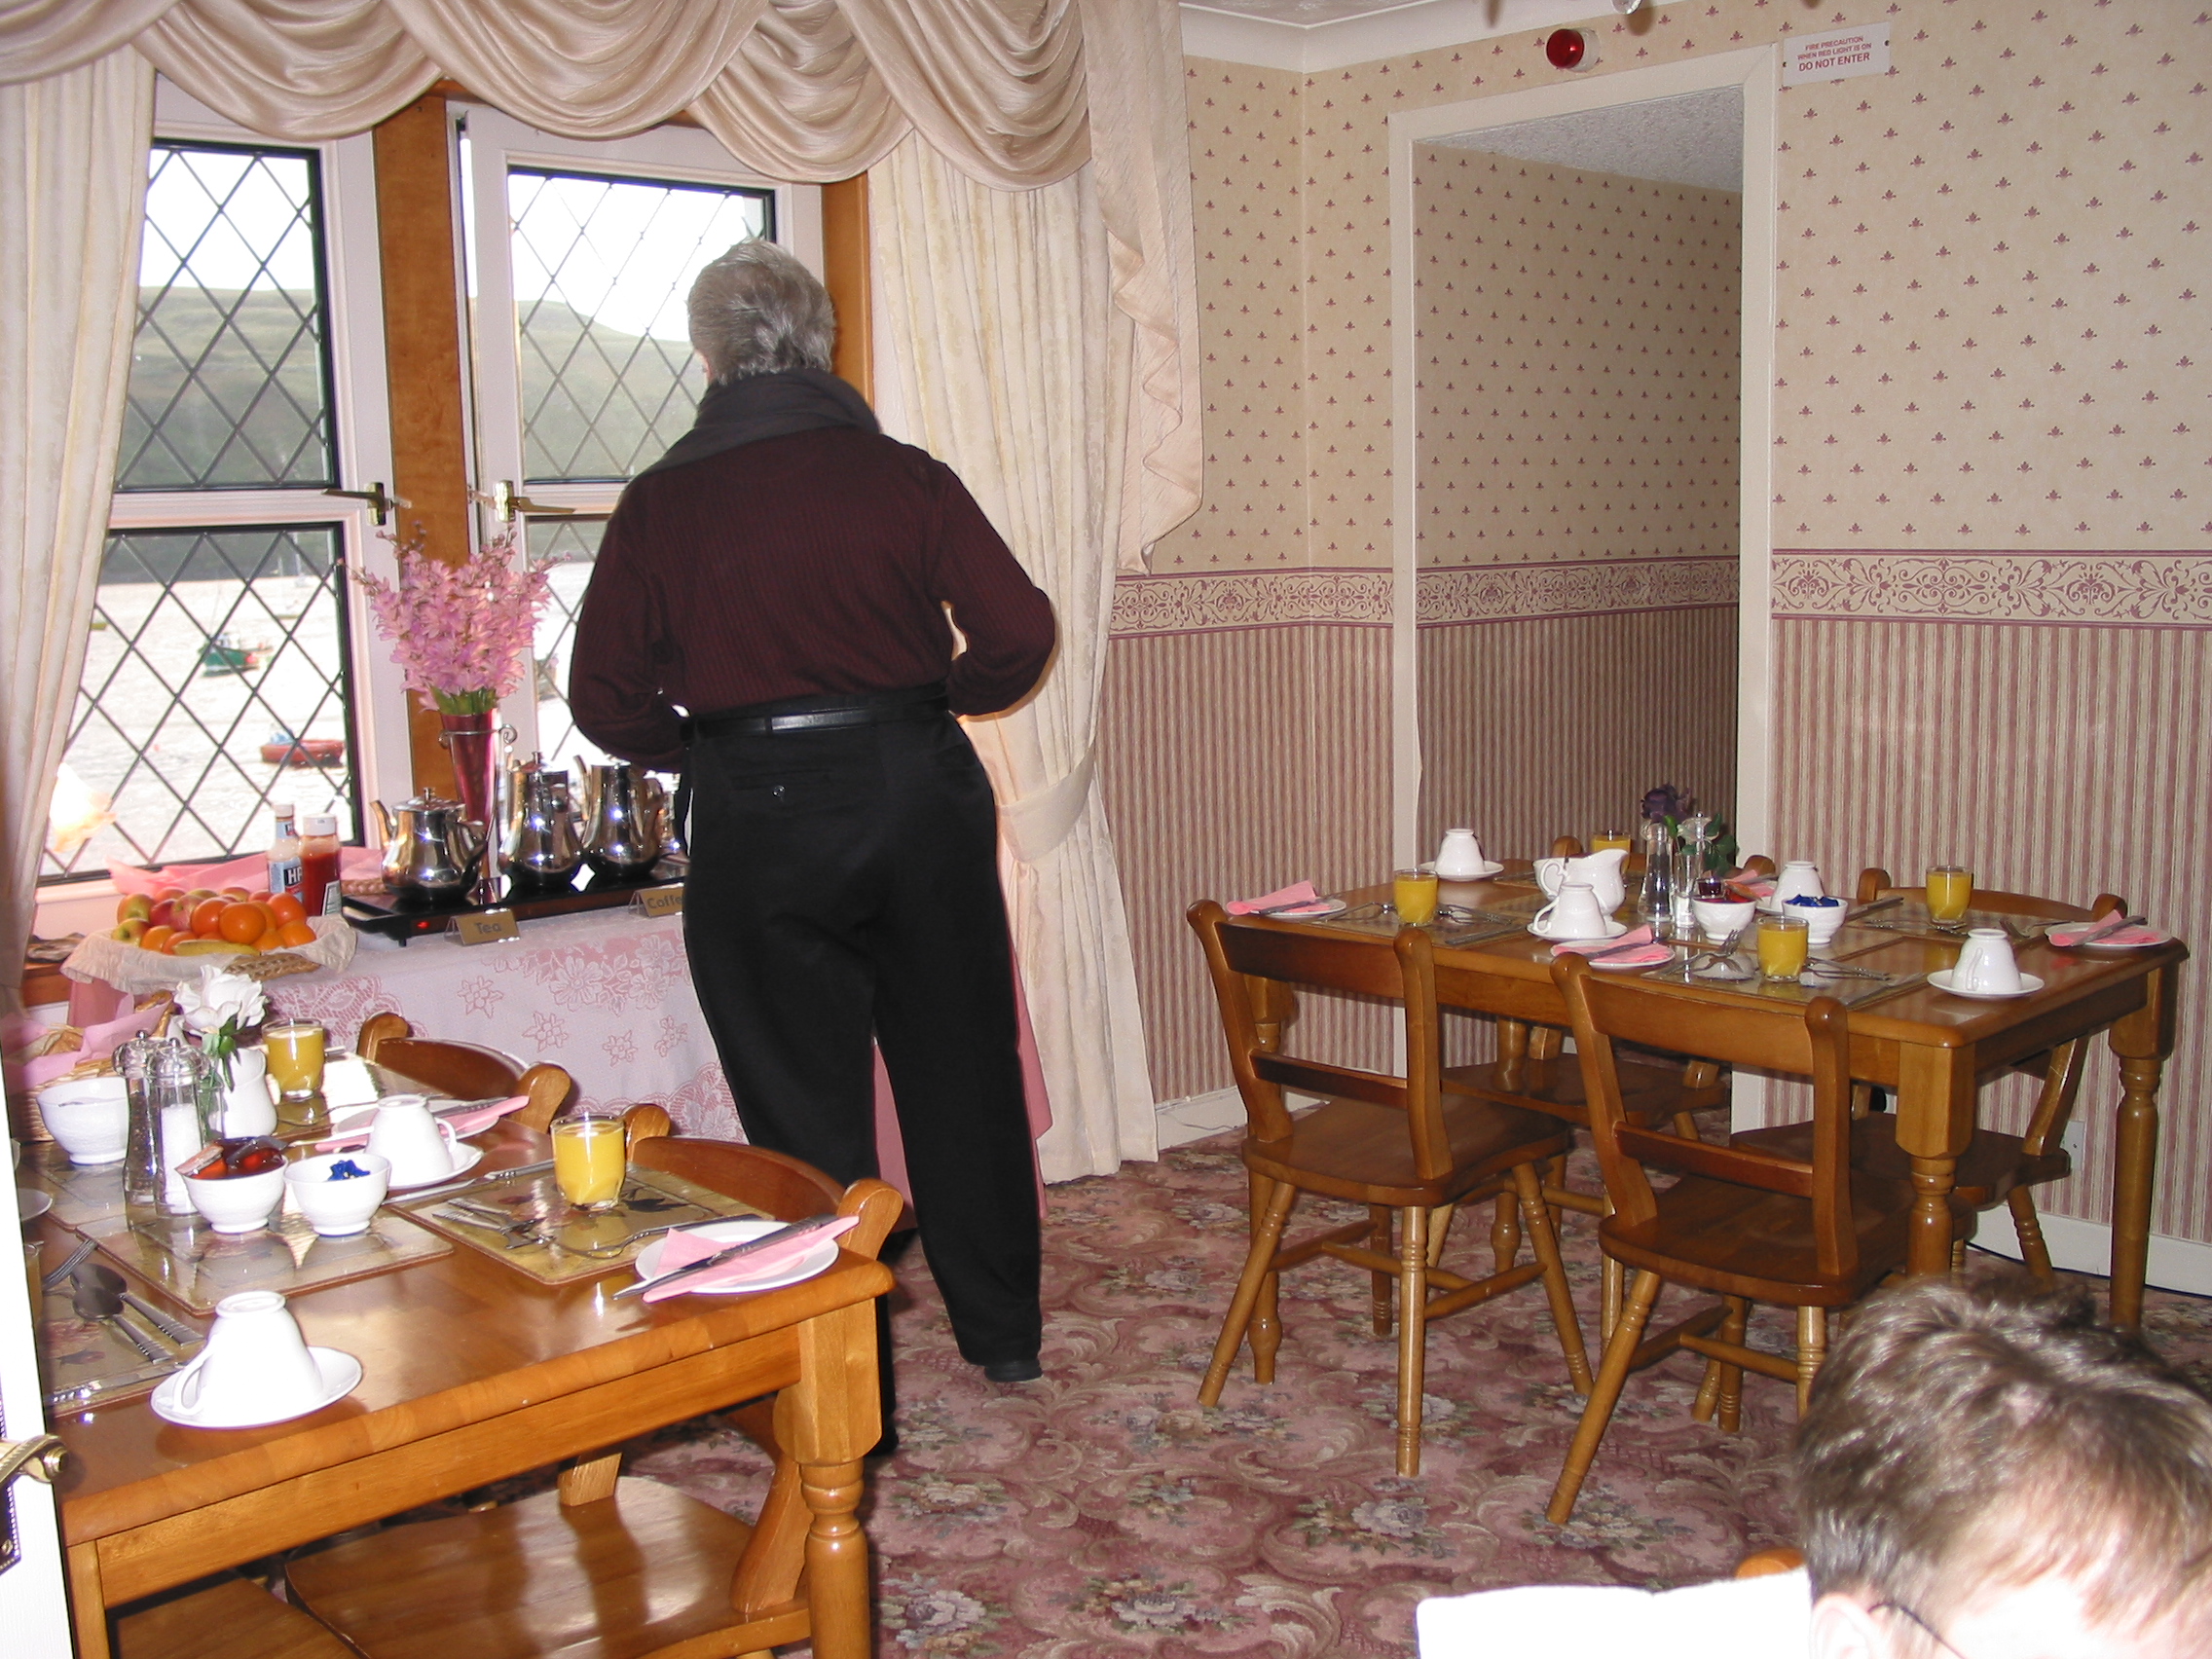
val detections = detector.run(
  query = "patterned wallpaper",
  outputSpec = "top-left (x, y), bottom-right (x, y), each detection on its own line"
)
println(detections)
top-left (1413, 148), bottom-right (1742, 572)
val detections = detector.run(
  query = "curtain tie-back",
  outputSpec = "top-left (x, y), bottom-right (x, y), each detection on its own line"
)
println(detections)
top-left (997, 742), bottom-right (1094, 865)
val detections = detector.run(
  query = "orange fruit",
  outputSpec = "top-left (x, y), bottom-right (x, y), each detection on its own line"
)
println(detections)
top-left (141, 925), bottom-right (178, 954)
top-left (217, 903), bottom-right (271, 944)
top-left (190, 898), bottom-right (228, 937)
top-left (266, 894), bottom-right (307, 926)
top-left (276, 919), bottom-right (316, 948)
top-left (253, 928), bottom-right (285, 953)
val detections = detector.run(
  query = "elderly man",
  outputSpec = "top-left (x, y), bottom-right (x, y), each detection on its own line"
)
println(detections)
top-left (569, 240), bottom-right (1055, 1393)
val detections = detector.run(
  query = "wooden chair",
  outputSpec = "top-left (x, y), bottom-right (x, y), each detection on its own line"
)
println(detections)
top-left (115, 1575), bottom-right (355, 1659)
top-left (356, 1012), bottom-right (573, 1129)
top-left (1735, 868), bottom-right (2121, 1279)
top-left (1187, 901), bottom-right (1593, 1477)
top-left (1543, 954), bottom-right (1940, 1524)
top-left (282, 1138), bottom-right (903, 1659)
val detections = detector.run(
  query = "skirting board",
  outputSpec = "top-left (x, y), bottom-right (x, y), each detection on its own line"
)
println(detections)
top-left (1968, 1204), bottom-right (2212, 1301)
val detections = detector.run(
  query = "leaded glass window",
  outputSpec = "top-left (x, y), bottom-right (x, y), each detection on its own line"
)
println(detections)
top-left (523, 515), bottom-right (612, 769)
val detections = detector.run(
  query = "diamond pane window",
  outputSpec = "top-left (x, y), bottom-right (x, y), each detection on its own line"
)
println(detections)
top-left (525, 516), bottom-right (614, 770)
top-left (46, 527), bottom-right (357, 879)
top-left (119, 143), bottom-right (335, 491)
top-left (508, 170), bottom-right (771, 483)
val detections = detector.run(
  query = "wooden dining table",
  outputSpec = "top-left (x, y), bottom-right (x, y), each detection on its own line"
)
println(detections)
top-left (36, 1116), bottom-right (893, 1658)
top-left (1225, 871), bottom-right (2186, 1327)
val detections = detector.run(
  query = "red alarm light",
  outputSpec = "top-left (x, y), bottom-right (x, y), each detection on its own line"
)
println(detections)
top-left (1545, 28), bottom-right (1592, 70)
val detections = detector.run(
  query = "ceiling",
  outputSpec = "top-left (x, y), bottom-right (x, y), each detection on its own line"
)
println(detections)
top-left (1189, 0), bottom-right (1564, 25)
top-left (1427, 85), bottom-right (1745, 193)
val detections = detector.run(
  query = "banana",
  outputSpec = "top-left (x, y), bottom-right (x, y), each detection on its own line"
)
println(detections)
top-left (174, 939), bottom-right (257, 957)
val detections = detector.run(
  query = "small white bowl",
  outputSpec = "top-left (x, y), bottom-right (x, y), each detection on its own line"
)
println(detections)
top-left (1784, 893), bottom-right (1850, 946)
top-left (1690, 898), bottom-right (1758, 942)
top-left (37, 1077), bottom-right (129, 1165)
top-left (284, 1152), bottom-right (391, 1237)
top-left (184, 1164), bottom-right (286, 1234)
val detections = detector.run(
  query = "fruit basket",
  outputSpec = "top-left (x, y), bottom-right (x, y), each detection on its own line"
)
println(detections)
top-left (61, 913), bottom-right (355, 995)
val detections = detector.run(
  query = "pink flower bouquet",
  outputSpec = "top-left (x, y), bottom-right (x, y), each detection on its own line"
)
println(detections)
top-left (353, 526), bottom-right (554, 717)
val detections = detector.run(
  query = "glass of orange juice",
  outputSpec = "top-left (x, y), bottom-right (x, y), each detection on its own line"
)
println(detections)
top-left (1756, 914), bottom-right (1811, 980)
top-left (1590, 830), bottom-right (1635, 854)
top-left (1926, 866), bottom-right (1973, 925)
top-left (1392, 867), bottom-right (1440, 926)
top-left (263, 1021), bottom-right (326, 1102)
top-left (553, 1112), bottom-right (628, 1211)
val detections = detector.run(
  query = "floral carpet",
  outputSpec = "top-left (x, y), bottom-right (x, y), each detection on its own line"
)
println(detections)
top-left (610, 1134), bottom-right (2212, 1657)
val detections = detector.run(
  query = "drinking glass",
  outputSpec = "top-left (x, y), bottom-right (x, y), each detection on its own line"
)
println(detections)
top-left (1590, 830), bottom-right (1634, 854)
top-left (1756, 914), bottom-right (1811, 980)
top-left (1391, 867), bottom-right (1440, 926)
top-left (553, 1114), bottom-right (628, 1211)
top-left (264, 1021), bottom-right (327, 1103)
top-left (1926, 866), bottom-right (1973, 925)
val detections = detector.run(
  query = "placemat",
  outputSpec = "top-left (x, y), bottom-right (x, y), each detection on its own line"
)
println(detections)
top-left (39, 1297), bottom-right (195, 1412)
top-left (1848, 899), bottom-right (2071, 943)
top-left (1634, 952), bottom-right (1926, 1011)
top-left (1307, 903), bottom-right (1525, 949)
top-left (19, 1140), bottom-right (127, 1232)
top-left (396, 1164), bottom-right (766, 1286)
top-left (81, 1204), bottom-right (453, 1314)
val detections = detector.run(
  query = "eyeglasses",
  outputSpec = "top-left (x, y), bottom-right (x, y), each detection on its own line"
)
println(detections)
top-left (1871, 1601), bottom-right (1972, 1659)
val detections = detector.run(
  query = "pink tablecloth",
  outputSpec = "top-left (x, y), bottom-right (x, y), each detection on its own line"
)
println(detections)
top-left (121, 905), bottom-right (1052, 1206)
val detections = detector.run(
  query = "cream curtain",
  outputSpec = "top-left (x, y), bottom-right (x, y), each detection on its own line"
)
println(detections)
top-left (872, 136), bottom-right (1156, 1180)
top-left (0, 50), bottom-right (152, 1007)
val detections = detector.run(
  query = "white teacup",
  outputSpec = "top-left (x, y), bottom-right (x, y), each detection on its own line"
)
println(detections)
top-left (1532, 881), bottom-right (1613, 941)
top-left (1952, 927), bottom-right (2023, 993)
top-left (171, 1290), bottom-right (324, 1422)
top-left (285, 1151), bottom-right (392, 1237)
top-left (1434, 828), bottom-right (1492, 882)
top-left (365, 1094), bottom-right (460, 1187)
top-left (1774, 860), bottom-right (1825, 907)
top-left (37, 1076), bottom-right (129, 1165)
top-left (1535, 849), bottom-right (1629, 912)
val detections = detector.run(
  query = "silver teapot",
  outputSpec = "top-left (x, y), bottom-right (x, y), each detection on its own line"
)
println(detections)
top-left (575, 757), bottom-right (665, 879)
top-left (372, 793), bottom-right (486, 901)
top-left (502, 756), bottom-right (584, 886)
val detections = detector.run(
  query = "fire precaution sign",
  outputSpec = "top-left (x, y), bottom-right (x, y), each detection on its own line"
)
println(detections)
top-left (1782, 21), bottom-right (1892, 87)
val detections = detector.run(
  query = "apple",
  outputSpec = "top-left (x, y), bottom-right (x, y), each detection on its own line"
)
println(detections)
top-left (154, 885), bottom-right (186, 903)
top-left (111, 918), bottom-right (147, 942)
top-left (184, 887), bottom-right (217, 904)
top-left (219, 886), bottom-right (251, 901)
top-left (115, 894), bottom-right (152, 925)
top-left (148, 898), bottom-right (180, 930)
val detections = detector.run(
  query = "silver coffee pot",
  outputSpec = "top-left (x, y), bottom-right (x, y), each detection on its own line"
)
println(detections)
top-left (372, 793), bottom-right (486, 901)
top-left (502, 756), bottom-right (584, 885)
top-left (575, 757), bottom-right (665, 879)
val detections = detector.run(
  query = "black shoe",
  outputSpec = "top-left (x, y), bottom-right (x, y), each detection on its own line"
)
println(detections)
top-left (980, 1356), bottom-right (1043, 1383)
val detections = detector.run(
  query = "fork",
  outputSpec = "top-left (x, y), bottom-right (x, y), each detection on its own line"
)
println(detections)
top-left (41, 1236), bottom-right (95, 1290)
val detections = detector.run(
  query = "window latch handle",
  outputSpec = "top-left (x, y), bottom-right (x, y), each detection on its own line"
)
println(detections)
top-left (474, 481), bottom-right (576, 524)
top-left (322, 482), bottom-right (411, 526)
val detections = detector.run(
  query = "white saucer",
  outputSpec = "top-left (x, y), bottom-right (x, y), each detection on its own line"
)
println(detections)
top-left (384, 1140), bottom-right (486, 1193)
top-left (1530, 917), bottom-right (1629, 943)
top-left (2053, 932), bottom-right (2169, 952)
top-left (152, 1346), bottom-right (361, 1429)
top-left (1270, 897), bottom-right (1347, 918)
top-left (17, 1188), bottom-right (52, 1222)
top-left (1928, 969), bottom-right (2045, 1001)
top-left (634, 1218), bottom-right (844, 1296)
top-left (1590, 947), bottom-right (1675, 972)
top-left (1439, 861), bottom-right (1505, 881)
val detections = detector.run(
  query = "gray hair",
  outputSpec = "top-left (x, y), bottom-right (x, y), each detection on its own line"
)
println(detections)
top-left (686, 240), bottom-right (835, 383)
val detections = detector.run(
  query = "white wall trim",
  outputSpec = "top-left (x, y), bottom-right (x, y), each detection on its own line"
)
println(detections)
top-left (1971, 1206), bottom-right (2212, 1302)
top-left (1181, 0), bottom-right (1601, 75)
top-left (1388, 46), bottom-right (1781, 888)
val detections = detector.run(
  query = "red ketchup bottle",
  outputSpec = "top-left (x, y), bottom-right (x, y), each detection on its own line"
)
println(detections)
top-left (298, 812), bottom-right (343, 916)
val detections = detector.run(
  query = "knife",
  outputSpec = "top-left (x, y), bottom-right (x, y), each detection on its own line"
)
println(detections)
top-left (613, 1214), bottom-right (842, 1300)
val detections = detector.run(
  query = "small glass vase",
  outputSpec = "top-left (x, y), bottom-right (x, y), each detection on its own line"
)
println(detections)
top-left (1638, 819), bottom-right (1677, 931)
top-left (437, 709), bottom-right (500, 903)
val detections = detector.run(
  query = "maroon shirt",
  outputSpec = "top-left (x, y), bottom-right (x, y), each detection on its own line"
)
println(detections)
top-left (568, 426), bottom-right (1056, 769)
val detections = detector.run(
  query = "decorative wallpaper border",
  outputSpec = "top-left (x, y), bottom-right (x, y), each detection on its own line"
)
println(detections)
top-left (1418, 557), bottom-right (1739, 626)
top-left (1774, 553), bottom-right (2212, 627)
top-left (1110, 568), bottom-right (1391, 636)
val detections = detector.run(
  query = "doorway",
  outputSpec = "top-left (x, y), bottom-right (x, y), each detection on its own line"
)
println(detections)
top-left (1387, 48), bottom-right (1780, 867)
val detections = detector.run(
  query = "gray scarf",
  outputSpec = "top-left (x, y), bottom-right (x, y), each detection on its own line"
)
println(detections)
top-left (634, 367), bottom-right (879, 480)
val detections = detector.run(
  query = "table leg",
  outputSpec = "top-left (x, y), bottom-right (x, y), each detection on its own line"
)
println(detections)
top-left (782, 1297), bottom-right (879, 1659)
top-left (1895, 1047), bottom-right (1975, 1277)
top-left (2106, 963), bottom-right (2178, 1331)
top-left (67, 1541), bottom-right (110, 1659)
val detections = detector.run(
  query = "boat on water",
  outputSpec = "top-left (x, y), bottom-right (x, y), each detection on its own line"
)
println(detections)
top-left (199, 633), bottom-right (266, 677)
top-left (261, 729), bottom-right (347, 767)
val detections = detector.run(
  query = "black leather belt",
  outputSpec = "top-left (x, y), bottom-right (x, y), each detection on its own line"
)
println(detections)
top-left (690, 688), bottom-right (949, 738)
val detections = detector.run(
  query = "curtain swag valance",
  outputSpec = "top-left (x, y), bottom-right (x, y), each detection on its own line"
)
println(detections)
top-left (0, 0), bottom-right (1198, 562)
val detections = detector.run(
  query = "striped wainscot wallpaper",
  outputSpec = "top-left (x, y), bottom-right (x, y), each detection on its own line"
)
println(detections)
top-left (1100, 582), bottom-right (1393, 1105)
top-left (1770, 607), bottom-right (2212, 1245)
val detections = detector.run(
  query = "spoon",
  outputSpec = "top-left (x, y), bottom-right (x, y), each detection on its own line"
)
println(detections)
top-left (72, 1270), bottom-right (169, 1365)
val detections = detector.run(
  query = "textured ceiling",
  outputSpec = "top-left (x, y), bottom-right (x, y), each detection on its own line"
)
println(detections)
top-left (1428, 85), bottom-right (1746, 193)
top-left (1186, 0), bottom-right (1566, 31)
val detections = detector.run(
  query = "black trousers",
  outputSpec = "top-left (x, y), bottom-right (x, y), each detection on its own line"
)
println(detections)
top-left (682, 694), bottom-right (1043, 1366)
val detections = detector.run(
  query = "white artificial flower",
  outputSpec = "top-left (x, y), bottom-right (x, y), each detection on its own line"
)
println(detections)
top-left (175, 965), bottom-right (267, 1037)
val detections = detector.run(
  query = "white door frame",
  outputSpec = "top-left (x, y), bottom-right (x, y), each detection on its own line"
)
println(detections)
top-left (1385, 46), bottom-right (1783, 868)
top-left (0, 1178), bottom-right (70, 1649)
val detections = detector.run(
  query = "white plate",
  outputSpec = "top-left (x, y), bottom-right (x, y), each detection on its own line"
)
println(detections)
top-left (634, 1218), bottom-right (844, 1296)
top-left (384, 1140), bottom-right (486, 1193)
top-left (1928, 969), bottom-right (2046, 1001)
top-left (16, 1188), bottom-right (52, 1222)
top-left (1590, 947), bottom-right (1675, 972)
top-left (1258, 897), bottom-right (1346, 918)
top-left (1438, 861), bottom-right (1505, 881)
top-left (1530, 917), bottom-right (1629, 943)
top-left (2052, 932), bottom-right (2170, 952)
top-left (152, 1346), bottom-right (361, 1429)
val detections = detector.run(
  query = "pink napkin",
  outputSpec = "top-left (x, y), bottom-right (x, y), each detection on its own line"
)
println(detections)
top-left (641, 1215), bottom-right (859, 1302)
top-left (1550, 926), bottom-right (1672, 968)
top-left (313, 1094), bottom-right (531, 1151)
top-left (8, 998), bottom-right (169, 1095)
top-left (1226, 881), bottom-right (1333, 917)
top-left (2048, 916), bottom-right (2171, 949)
top-left (1728, 873), bottom-right (1777, 899)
